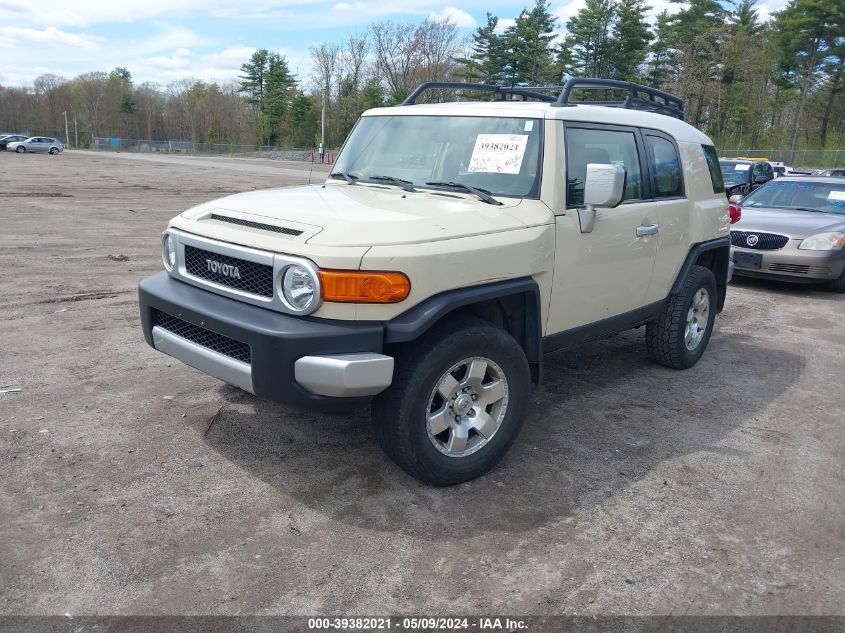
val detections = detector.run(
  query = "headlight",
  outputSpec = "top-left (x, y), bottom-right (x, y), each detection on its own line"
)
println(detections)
top-left (161, 233), bottom-right (177, 271)
top-left (281, 264), bottom-right (318, 312)
top-left (798, 231), bottom-right (845, 251)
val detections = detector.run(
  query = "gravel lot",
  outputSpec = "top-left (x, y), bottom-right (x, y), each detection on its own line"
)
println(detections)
top-left (1, 150), bottom-right (843, 617)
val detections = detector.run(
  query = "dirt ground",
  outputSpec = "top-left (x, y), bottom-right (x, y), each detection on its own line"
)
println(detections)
top-left (1, 150), bottom-right (843, 617)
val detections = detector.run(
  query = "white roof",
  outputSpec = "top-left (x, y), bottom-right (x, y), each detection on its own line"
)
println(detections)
top-left (363, 100), bottom-right (713, 145)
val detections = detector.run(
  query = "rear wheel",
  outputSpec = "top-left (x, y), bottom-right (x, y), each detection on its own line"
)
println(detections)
top-left (372, 316), bottom-right (530, 486)
top-left (646, 265), bottom-right (717, 369)
top-left (15, 146), bottom-right (25, 153)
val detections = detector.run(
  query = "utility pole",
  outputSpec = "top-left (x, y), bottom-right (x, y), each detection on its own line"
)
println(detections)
top-left (73, 118), bottom-right (78, 148)
top-left (62, 111), bottom-right (70, 147)
top-left (321, 91), bottom-right (326, 151)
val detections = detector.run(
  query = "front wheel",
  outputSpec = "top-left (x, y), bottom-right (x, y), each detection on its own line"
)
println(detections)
top-left (830, 268), bottom-right (845, 294)
top-left (49, 147), bottom-right (59, 154)
top-left (646, 265), bottom-right (717, 369)
top-left (372, 317), bottom-right (530, 486)
top-left (15, 146), bottom-right (25, 153)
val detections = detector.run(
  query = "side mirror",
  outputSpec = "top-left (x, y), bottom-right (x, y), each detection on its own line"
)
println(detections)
top-left (729, 194), bottom-right (744, 204)
top-left (579, 163), bottom-right (626, 233)
top-left (754, 175), bottom-right (768, 184)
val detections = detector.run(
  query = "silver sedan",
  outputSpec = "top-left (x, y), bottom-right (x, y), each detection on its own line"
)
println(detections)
top-left (8, 136), bottom-right (64, 154)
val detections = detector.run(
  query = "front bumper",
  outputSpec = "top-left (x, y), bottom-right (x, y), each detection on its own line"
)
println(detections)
top-left (139, 272), bottom-right (393, 410)
top-left (731, 242), bottom-right (845, 283)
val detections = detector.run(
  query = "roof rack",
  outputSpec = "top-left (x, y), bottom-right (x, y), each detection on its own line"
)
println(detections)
top-left (554, 78), bottom-right (684, 120)
top-left (400, 78), bottom-right (685, 120)
top-left (401, 82), bottom-right (559, 105)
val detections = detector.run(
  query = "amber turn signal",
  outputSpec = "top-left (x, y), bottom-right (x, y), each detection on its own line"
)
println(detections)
top-left (318, 270), bottom-right (410, 303)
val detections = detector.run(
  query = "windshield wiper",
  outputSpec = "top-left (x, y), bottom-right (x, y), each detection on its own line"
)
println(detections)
top-left (359, 175), bottom-right (416, 192)
top-left (424, 181), bottom-right (503, 206)
top-left (330, 171), bottom-right (358, 184)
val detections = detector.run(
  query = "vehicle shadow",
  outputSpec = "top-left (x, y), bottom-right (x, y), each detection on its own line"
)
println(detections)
top-left (730, 275), bottom-right (841, 301)
top-left (202, 328), bottom-right (803, 538)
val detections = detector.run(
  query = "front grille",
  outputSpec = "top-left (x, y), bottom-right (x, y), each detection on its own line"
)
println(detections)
top-left (768, 263), bottom-right (832, 275)
top-left (184, 244), bottom-right (274, 297)
top-left (731, 231), bottom-right (790, 250)
top-left (210, 214), bottom-right (303, 236)
top-left (153, 310), bottom-right (251, 363)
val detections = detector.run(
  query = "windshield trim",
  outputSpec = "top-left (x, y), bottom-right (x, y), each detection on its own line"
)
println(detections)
top-left (331, 114), bottom-right (545, 200)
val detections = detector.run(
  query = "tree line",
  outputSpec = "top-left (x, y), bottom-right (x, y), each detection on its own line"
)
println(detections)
top-left (0, 0), bottom-right (842, 157)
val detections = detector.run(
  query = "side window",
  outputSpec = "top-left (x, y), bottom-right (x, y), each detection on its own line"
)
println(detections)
top-left (565, 127), bottom-right (643, 207)
top-left (645, 135), bottom-right (684, 198)
top-left (752, 162), bottom-right (766, 176)
top-left (701, 145), bottom-right (725, 193)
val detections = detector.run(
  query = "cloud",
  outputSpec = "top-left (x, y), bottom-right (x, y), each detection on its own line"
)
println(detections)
top-left (146, 54), bottom-right (192, 69)
top-left (493, 18), bottom-right (515, 34)
top-left (135, 23), bottom-right (210, 54)
top-left (430, 6), bottom-right (476, 28)
top-left (0, 26), bottom-right (101, 49)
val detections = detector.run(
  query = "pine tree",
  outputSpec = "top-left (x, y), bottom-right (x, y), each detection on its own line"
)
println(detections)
top-left (567, 0), bottom-right (616, 78)
top-left (260, 54), bottom-right (296, 144)
top-left (455, 13), bottom-right (506, 83)
top-left (610, 0), bottom-right (653, 81)
top-left (502, 0), bottom-right (559, 85)
top-left (239, 49), bottom-right (271, 111)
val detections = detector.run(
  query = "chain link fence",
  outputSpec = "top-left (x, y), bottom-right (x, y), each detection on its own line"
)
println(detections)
top-left (719, 149), bottom-right (845, 170)
top-left (89, 138), bottom-right (845, 170)
top-left (90, 137), bottom-right (338, 163)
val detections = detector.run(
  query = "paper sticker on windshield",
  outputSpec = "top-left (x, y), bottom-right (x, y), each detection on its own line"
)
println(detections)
top-left (734, 164), bottom-right (750, 171)
top-left (829, 190), bottom-right (845, 200)
top-left (469, 134), bottom-right (529, 174)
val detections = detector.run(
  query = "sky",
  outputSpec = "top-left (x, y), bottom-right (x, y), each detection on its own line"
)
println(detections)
top-left (0, 0), bottom-right (789, 88)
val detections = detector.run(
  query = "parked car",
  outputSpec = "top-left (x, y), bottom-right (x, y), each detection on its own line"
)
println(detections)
top-left (8, 137), bottom-right (64, 154)
top-left (730, 177), bottom-right (845, 292)
top-left (720, 159), bottom-right (774, 197)
top-left (814, 168), bottom-right (845, 178)
top-left (138, 78), bottom-right (732, 485)
top-left (0, 134), bottom-right (29, 150)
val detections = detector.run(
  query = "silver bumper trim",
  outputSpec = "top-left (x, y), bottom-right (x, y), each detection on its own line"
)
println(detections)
top-left (152, 326), bottom-right (254, 393)
top-left (295, 353), bottom-right (394, 397)
top-left (727, 260), bottom-right (736, 283)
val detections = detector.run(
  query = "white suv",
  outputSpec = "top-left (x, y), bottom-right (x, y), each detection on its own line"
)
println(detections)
top-left (139, 79), bottom-right (732, 485)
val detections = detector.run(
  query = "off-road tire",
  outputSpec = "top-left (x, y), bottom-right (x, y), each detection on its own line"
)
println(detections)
top-left (830, 269), bottom-right (845, 293)
top-left (372, 316), bottom-right (530, 486)
top-left (15, 146), bottom-right (25, 153)
top-left (646, 265), bottom-right (717, 369)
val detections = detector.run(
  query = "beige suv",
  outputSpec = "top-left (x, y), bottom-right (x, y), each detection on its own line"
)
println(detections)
top-left (139, 79), bottom-right (731, 486)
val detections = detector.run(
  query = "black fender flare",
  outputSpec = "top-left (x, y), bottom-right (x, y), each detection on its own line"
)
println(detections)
top-left (670, 236), bottom-right (731, 311)
top-left (384, 277), bottom-right (543, 380)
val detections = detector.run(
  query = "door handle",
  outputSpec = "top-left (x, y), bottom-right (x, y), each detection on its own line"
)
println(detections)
top-left (636, 223), bottom-right (659, 237)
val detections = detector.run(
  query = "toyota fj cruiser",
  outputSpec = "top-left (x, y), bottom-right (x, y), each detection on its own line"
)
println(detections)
top-left (139, 79), bottom-right (731, 486)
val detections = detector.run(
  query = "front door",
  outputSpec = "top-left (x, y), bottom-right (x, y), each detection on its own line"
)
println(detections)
top-left (546, 123), bottom-right (659, 334)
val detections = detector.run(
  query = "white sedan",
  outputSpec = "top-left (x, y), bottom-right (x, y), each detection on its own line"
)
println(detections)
top-left (8, 136), bottom-right (64, 154)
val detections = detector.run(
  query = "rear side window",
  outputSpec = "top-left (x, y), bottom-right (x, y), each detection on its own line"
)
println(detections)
top-left (645, 135), bottom-right (683, 198)
top-left (566, 127), bottom-right (643, 207)
top-left (701, 145), bottom-right (725, 193)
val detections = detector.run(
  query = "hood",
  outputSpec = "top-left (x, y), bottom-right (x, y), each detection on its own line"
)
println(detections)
top-left (734, 206), bottom-right (845, 239)
top-left (179, 182), bottom-right (534, 247)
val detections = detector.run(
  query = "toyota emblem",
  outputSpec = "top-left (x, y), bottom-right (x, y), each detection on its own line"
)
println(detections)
top-left (747, 234), bottom-right (759, 246)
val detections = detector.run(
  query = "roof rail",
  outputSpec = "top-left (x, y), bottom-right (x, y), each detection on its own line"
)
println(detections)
top-left (401, 82), bottom-right (559, 105)
top-left (554, 78), bottom-right (684, 120)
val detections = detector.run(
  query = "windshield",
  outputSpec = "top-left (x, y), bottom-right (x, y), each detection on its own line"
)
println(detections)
top-left (720, 161), bottom-right (751, 184)
top-left (742, 180), bottom-right (845, 214)
top-left (332, 115), bottom-right (543, 198)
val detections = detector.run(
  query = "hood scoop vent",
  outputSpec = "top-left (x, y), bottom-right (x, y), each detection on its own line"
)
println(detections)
top-left (209, 214), bottom-right (303, 237)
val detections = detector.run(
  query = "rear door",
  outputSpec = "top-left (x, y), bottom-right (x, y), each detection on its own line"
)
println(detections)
top-left (547, 123), bottom-right (659, 333)
top-left (641, 132), bottom-right (689, 301)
